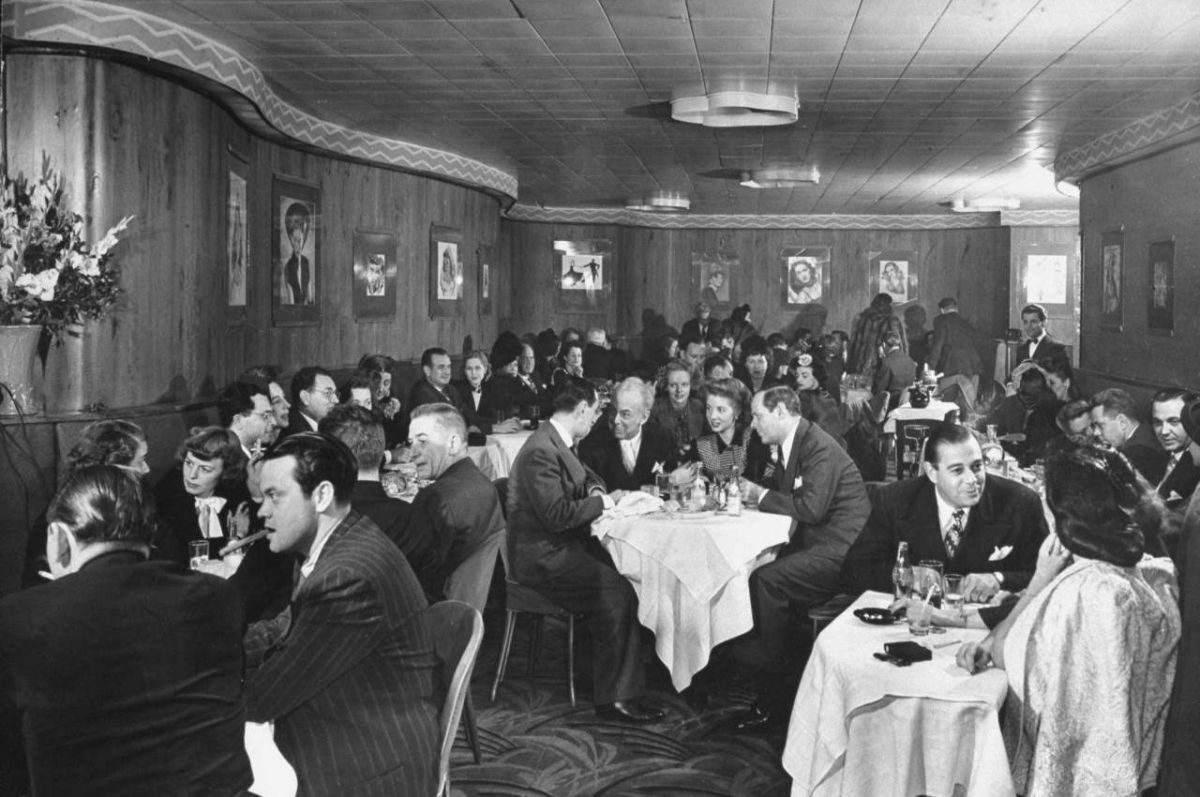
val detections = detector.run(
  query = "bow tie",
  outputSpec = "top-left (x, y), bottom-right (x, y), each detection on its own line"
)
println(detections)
top-left (195, 496), bottom-right (227, 539)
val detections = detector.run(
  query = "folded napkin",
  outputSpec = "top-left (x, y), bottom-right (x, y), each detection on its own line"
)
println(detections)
top-left (592, 491), bottom-right (664, 538)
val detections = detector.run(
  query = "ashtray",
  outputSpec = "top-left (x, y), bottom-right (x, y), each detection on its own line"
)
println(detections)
top-left (854, 607), bottom-right (899, 625)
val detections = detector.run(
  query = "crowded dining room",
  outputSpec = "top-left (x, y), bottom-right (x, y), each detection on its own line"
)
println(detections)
top-left (1, 0), bottom-right (1199, 794)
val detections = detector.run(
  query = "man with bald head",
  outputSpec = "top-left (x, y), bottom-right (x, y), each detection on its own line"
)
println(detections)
top-left (580, 377), bottom-right (676, 492)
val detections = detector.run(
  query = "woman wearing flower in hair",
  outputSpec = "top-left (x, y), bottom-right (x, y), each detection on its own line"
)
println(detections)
top-left (789, 350), bottom-right (845, 441)
top-left (957, 445), bottom-right (1179, 796)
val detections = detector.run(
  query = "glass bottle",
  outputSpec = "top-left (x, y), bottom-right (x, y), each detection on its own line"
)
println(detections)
top-left (982, 424), bottom-right (1005, 469)
top-left (892, 541), bottom-right (913, 600)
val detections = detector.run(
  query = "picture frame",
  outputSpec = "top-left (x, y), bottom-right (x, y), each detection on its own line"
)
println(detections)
top-left (478, 243), bottom-right (493, 316)
top-left (225, 148), bottom-right (249, 326)
top-left (1099, 229), bottom-right (1124, 331)
top-left (868, 250), bottom-right (917, 304)
top-left (693, 250), bottom-right (738, 310)
top-left (554, 238), bottom-right (612, 314)
top-left (1148, 238), bottom-right (1175, 335)
top-left (352, 229), bottom-right (398, 321)
top-left (271, 175), bottom-right (320, 327)
top-left (779, 246), bottom-right (830, 307)
top-left (429, 224), bottom-right (464, 318)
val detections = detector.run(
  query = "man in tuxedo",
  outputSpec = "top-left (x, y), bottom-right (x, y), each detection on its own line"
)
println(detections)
top-left (1016, 303), bottom-right (1067, 366)
top-left (0, 467), bottom-right (252, 795)
top-left (409, 347), bottom-right (466, 413)
top-left (1091, 388), bottom-right (1169, 483)
top-left (734, 386), bottom-right (871, 729)
top-left (841, 422), bottom-right (1048, 601)
top-left (1152, 388), bottom-right (1200, 512)
top-left (581, 377), bottom-right (676, 492)
top-left (284, 365), bottom-right (337, 437)
top-left (680, 301), bottom-right (721, 346)
top-left (404, 403), bottom-right (504, 607)
top-left (245, 432), bottom-right (439, 795)
top-left (507, 381), bottom-right (663, 723)
top-left (927, 297), bottom-right (983, 407)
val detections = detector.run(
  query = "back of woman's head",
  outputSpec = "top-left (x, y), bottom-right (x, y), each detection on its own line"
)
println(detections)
top-left (1045, 444), bottom-right (1165, 566)
top-left (65, 420), bottom-right (146, 471)
top-left (48, 465), bottom-right (153, 545)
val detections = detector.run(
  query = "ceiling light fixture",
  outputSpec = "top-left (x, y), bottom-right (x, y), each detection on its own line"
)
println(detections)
top-left (740, 166), bottom-right (820, 189)
top-left (625, 191), bottom-right (690, 212)
top-left (671, 81), bottom-right (798, 128)
top-left (1055, 179), bottom-right (1080, 198)
top-left (949, 196), bottom-right (1021, 213)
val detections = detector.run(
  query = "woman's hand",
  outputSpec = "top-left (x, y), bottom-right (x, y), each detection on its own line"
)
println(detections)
top-left (1031, 533), bottom-right (1072, 589)
top-left (230, 501), bottom-right (253, 539)
top-left (956, 637), bottom-right (996, 674)
top-left (380, 397), bottom-right (400, 419)
top-left (669, 462), bottom-right (698, 486)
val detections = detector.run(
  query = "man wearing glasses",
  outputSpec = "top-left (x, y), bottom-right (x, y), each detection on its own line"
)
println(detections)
top-left (284, 366), bottom-right (338, 437)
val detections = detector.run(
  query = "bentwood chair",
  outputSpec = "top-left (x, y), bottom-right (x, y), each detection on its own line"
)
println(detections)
top-left (429, 600), bottom-right (484, 797)
top-left (444, 533), bottom-right (501, 765)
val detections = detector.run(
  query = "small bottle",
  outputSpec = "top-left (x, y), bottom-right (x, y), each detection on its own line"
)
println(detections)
top-left (892, 542), bottom-right (913, 600)
top-left (982, 424), bottom-right (1005, 469)
top-left (726, 480), bottom-right (742, 516)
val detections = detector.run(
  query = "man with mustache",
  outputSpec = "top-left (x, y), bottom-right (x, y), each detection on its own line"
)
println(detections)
top-left (841, 423), bottom-right (1048, 604)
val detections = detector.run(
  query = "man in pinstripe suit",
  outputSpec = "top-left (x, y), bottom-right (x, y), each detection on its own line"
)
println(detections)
top-left (245, 433), bottom-right (439, 796)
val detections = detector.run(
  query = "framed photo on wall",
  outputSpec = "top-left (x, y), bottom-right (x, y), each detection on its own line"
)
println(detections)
top-left (271, 175), bottom-right (320, 327)
top-left (429, 224), bottom-right (463, 318)
top-left (779, 245), bottom-right (830, 306)
top-left (554, 239), bottom-right (611, 313)
top-left (1099, 229), bottom-right (1124, 331)
top-left (1148, 238), bottom-right (1175, 335)
top-left (478, 243), bottom-right (494, 316)
top-left (352, 229), bottom-right (397, 321)
top-left (693, 250), bottom-right (738, 310)
top-left (869, 250), bottom-right (917, 304)
top-left (225, 148), bottom-right (249, 326)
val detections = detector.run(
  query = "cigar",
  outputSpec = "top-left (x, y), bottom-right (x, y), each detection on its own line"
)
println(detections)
top-left (219, 529), bottom-right (268, 556)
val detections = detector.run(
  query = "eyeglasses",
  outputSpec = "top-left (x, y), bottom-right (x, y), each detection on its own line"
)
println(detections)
top-left (315, 388), bottom-right (338, 400)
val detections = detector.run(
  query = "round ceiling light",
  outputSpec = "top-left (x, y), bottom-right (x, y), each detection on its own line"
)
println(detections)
top-left (625, 191), bottom-right (690, 212)
top-left (671, 82), bottom-right (798, 128)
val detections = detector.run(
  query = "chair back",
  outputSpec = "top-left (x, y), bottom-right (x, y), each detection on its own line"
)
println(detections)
top-left (867, 390), bottom-right (889, 425)
top-left (445, 531), bottom-right (502, 612)
top-left (429, 600), bottom-right (484, 797)
top-left (895, 418), bottom-right (941, 480)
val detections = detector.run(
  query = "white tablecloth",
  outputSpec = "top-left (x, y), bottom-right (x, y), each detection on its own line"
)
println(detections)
top-left (784, 592), bottom-right (1013, 797)
top-left (477, 429), bottom-right (534, 479)
top-left (593, 508), bottom-right (791, 690)
top-left (883, 399), bottom-right (960, 433)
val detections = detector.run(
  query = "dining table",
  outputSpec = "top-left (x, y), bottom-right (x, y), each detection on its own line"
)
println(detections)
top-left (783, 591), bottom-right (1013, 797)
top-left (592, 506), bottom-right (791, 691)
top-left (475, 428), bottom-right (534, 479)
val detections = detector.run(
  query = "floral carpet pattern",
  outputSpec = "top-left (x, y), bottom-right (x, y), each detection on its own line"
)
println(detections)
top-left (448, 616), bottom-right (793, 797)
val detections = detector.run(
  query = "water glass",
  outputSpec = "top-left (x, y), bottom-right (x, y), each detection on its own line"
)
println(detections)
top-left (189, 540), bottom-right (210, 570)
top-left (641, 484), bottom-right (660, 498)
top-left (656, 473), bottom-right (672, 496)
top-left (915, 560), bottom-right (945, 607)
top-left (944, 573), bottom-right (965, 615)
top-left (907, 600), bottom-right (933, 636)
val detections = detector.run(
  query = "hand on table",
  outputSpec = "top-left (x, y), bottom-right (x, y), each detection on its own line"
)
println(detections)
top-left (609, 489), bottom-right (629, 504)
top-left (889, 597), bottom-right (967, 628)
top-left (669, 462), bottom-right (699, 486)
top-left (492, 418), bottom-right (522, 433)
top-left (961, 573), bottom-right (1001, 602)
top-left (956, 636), bottom-right (997, 674)
top-left (740, 478), bottom-right (765, 506)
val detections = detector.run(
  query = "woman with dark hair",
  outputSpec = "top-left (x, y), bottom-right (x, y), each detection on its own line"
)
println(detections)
top-left (671, 378), bottom-right (755, 482)
top-left (958, 444), bottom-right (1179, 796)
top-left (726, 304), bottom-right (757, 360)
top-left (153, 426), bottom-right (251, 567)
top-left (358, 353), bottom-right (408, 448)
top-left (847, 292), bottom-right (906, 376)
top-left (22, 419), bottom-right (152, 588)
top-left (1033, 353), bottom-right (1081, 402)
top-left (551, 339), bottom-right (590, 392)
top-left (789, 351), bottom-right (845, 440)
top-left (338, 371), bottom-right (375, 409)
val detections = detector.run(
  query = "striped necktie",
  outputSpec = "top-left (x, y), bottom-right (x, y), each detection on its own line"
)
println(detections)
top-left (945, 508), bottom-right (965, 558)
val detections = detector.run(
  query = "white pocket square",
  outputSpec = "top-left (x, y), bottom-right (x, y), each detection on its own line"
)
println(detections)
top-left (1168, 491), bottom-right (1184, 502)
top-left (988, 545), bottom-right (1013, 562)
top-left (793, 476), bottom-right (804, 490)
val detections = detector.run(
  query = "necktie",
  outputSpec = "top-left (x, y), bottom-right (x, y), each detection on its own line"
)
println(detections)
top-left (945, 508), bottom-right (965, 558)
top-left (621, 440), bottom-right (637, 474)
top-left (1160, 453), bottom-right (1182, 489)
top-left (195, 496), bottom-right (227, 539)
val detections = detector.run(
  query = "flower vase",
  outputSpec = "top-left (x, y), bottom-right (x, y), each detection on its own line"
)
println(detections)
top-left (0, 324), bottom-right (44, 416)
top-left (43, 321), bottom-right (95, 414)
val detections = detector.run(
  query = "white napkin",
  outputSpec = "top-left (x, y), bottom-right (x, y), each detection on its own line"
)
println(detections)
top-left (593, 491), bottom-right (664, 538)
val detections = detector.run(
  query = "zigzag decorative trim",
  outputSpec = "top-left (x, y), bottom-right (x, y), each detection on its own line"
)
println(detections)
top-left (999, 209), bottom-right (1079, 227)
top-left (503, 205), bottom-right (1000, 230)
top-left (1056, 90), bottom-right (1200, 182)
top-left (3, 0), bottom-right (519, 200)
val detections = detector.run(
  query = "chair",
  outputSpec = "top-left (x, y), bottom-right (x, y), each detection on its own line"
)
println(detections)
top-left (894, 418), bottom-right (941, 480)
top-left (429, 600), bottom-right (484, 797)
top-left (867, 390), bottom-right (890, 426)
top-left (807, 593), bottom-right (858, 636)
top-left (490, 478), bottom-right (579, 706)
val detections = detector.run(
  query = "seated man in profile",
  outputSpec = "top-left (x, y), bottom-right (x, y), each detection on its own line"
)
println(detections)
top-left (1091, 387), bottom-right (1169, 483)
top-left (842, 422), bottom-right (1048, 605)
top-left (246, 433), bottom-right (439, 794)
top-left (0, 467), bottom-right (252, 796)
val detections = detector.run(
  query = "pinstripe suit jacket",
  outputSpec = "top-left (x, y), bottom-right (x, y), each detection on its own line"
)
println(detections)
top-left (243, 511), bottom-right (438, 797)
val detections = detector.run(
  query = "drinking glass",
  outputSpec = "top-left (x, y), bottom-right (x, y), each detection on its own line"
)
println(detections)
top-left (528, 405), bottom-right (541, 429)
top-left (944, 573), bottom-right (965, 615)
top-left (656, 472), bottom-right (672, 496)
top-left (641, 484), bottom-right (660, 498)
top-left (907, 600), bottom-right (933, 636)
top-left (189, 540), bottom-right (210, 570)
top-left (915, 560), bottom-right (945, 607)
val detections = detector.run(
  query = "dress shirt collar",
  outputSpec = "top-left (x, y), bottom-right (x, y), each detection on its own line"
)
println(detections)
top-left (620, 427), bottom-right (643, 459)
top-left (300, 411), bottom-right (319, 431)
top-left (549, 417), bottom-right (576, 451)
top-left (299, 514), bottom-right (343, 579)
top-left (934, 486), bottom-right (972, 533)
top-left (777, 418), bottom-right (802, 468)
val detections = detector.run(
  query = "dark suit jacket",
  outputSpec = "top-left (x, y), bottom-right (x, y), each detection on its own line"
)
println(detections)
top-left (153, 468), bottom-right (252, 567)
top-left (927, 311), bottom-right (982, 377)
top-left (1121, 422), bottom-right (1169, 484)
top-left (1160, 453), bottom-right (1200, 511)
top-left (282, 407), bottom-right (319, 439)
top-left (757, 419), bottom-right (871, 567)
top-left (350, 480), bottom-right (440, 601)
top-left (285, 254), bottom-right (312, 305)
top-left (872, 348), bottom-right (916, 408)
top-left (408, 378), bottom-right (466, 415)
top-left (580, 422), bottom-right (677, 492)
top-left (680, 317), bottom-right (721, 345)
top-left (1016, 333), bottom-right (1068, 366)
top-left (404, 457), bottom-right (504, 598)
top-left (841, 475), bottom-right (1049, 594)
top-left (244, 511), bottom-right (438, 796)
top-left (0, 552), bottom-right (252, 796)
top-left (452, 378), bottom-right (495, 433)
top-left (507, 422), bottom-right (607, 585)
top-left (481, 372), bottom-right (539, 420)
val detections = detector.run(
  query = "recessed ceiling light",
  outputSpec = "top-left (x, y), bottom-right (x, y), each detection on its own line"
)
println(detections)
top-left (625, 191), bottom-right (690, 212)
top-left (740, 166), bottom-right (820, 188)
top-left (949, 196), bottom-right (1021, 213)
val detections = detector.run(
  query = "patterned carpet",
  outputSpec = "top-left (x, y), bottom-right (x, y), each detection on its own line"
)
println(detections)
top-left (447, 614), bottom-right (796, 797)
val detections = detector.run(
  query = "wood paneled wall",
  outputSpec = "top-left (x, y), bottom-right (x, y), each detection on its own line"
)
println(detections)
top-left (1079, 138), bottom-right (1200, 395)
top-left (505, 220), bottom-right (1011, 364)
top-left (5, 53), bottom-right (502, 407)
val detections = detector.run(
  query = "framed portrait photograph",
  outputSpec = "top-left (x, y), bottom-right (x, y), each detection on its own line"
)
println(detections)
top-left (271, 175), bottom-right (320, 327)
top-left (693, 250), bottom-right (737, 309)
top-left (1148, 239), bottom-right (1175, 335)
top-left (779, 246), bottom-right (830, 306)
top-left (225, 149), bottom-right (249, 326)
top-left (554, 239), bottom-right (612, 313)
top-left (478, 243), bottom-right (494, 316)
top-left (429, 224), bottom-right (463, 318)
top-left (869, 250), bottom-right (918, 304)
top-left (352, 229), bottom-right (397, 321)
top-left (1100, 229), bottom-right (1124, 331)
